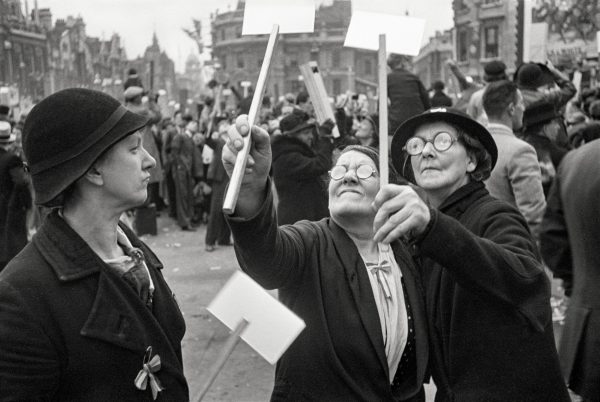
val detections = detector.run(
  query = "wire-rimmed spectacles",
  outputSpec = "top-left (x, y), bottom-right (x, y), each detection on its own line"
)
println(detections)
top-left (403, 131), bottom-right (458, 156)
top-left (329, 164), bottom-right (378, 181)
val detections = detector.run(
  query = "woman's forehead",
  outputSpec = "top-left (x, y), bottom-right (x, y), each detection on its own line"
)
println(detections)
top-left (337, 150), bottom-right (376, 166)
top-left (414, 121), bottom-right (457, 137)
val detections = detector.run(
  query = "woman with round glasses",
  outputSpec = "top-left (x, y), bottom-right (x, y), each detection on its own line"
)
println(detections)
top-left (222, 116), bottom-right (428, 401)
top-left (381, 108), bottom-right (568, 401)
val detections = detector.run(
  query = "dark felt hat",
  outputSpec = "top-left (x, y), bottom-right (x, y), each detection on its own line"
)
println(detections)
top-left (483, 60), bottom-right (507, 82)
top-left (23, 88), bottom-right (149, 206)
top-left (280, 110), bottom-right (312, 135)
top-left (0, 104), bottom-right (9, 115)
top-left (391, 107), bottom-right (498, 173)
top-left (516, 62), bottom-right (545, 88)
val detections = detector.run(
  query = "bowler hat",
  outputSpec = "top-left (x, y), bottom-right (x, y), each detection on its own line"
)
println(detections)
top-left (483, 60), bottom-right (507, 82)
top-left (516, 63), bottom-right (545, 88)
top-left (23, 88), bottom-right (149, 206)
top-left (0, 121), bottom-right (15, 144)
top-left (391, 107), bottom-right (498, 173)
top-left (280, 110), bottom-right (312, 135)
top-left (0, 104), bottom-right (9, 115)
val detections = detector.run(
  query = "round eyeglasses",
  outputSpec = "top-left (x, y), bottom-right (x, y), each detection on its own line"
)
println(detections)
top-left (329, 164), bottom-right (378, 181)
top-left (403, 131), bottom-right (458, 156)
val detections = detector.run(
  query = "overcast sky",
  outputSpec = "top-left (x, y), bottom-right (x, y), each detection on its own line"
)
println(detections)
top-left (35, 0), bottom-right (454, 72)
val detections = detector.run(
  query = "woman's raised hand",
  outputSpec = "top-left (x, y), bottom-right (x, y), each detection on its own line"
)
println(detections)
top-left (222, 114), bottom-right (272, 192)
top-left (372, 184), bottom-right (431, 244)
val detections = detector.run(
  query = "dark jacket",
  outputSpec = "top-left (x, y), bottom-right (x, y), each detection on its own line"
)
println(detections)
top-left (271, 135), bottom-right (332, 225)
top-left (388, 69), bottom-right (430, 135)
top-left (540, 140), bottom-right (600, 400)
top-left (415, 181), bottom-right (569, 402)
top-left (0, 148), bottom-right (30, 267)
top-left (0, 211), bottom-right (189, 401)
top-left (228, 187), bottom-right (428, 401)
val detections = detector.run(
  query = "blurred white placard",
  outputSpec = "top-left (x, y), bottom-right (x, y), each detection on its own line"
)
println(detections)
top-left (344, 11), bottom-right (425, 56)
top-left (242, 0), bottom-right (315, 35)
top-left (597, 31), bottom-right (600, 53)
top-left (207, 271), bottom-right (306, 365)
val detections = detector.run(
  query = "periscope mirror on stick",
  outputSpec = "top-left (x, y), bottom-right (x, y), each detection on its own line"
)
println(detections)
top-left (222, 0), bottom-right (316, 215)
top-left (344, 4), bottom-right (425, 187)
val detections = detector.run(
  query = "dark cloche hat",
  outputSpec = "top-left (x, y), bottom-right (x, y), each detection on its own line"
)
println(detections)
top-left (280, 110), bottom-right (313, 135)
top-left (516, 62), bottom-right (546, 89)
top-left (391, 107), bottom-right (498, 173)
top-left (483, 60), bottom-right (507, 82)
top-left (23, 88), bottom-right (149, 206)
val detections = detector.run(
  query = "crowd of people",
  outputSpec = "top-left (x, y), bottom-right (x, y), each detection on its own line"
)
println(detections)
top-left (0, 52), bottom-right (598, 401)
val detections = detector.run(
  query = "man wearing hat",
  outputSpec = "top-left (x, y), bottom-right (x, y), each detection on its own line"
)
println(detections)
top-left (0, 121), bottom-right (30, 271)
top-left (387, 53), bottom-right (430, 136)
top-left (0, 88), bottom-right (189, 400)
top-left (466, 59), bottom-right (508, 125)
top-left (271, 110), bottom-right (333, 225)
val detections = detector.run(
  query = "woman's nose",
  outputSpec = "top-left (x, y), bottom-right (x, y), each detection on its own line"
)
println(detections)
top-left (142, 147), bottom-right (157, 169)
top-left (421, 141), bottom-right (436, 158)
top-left (342, 168), bottom-right (359, 184)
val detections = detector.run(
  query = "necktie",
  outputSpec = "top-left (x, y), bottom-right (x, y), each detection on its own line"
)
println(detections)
top-left (365, 260), bottom-right (393, 299)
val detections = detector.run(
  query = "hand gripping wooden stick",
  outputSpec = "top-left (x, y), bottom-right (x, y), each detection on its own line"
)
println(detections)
top-left (223, 24), bottom-right (280, 215)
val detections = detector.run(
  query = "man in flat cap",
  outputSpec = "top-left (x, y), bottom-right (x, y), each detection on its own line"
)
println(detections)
top-left (0, 88), bottom-right (189, 400)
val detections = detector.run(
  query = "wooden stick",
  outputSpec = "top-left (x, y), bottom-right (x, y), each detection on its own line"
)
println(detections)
top-left (378, 34), bottom-right (389, 187)
top-left (223, 24), bottom-right (280, 215)
top-left (195, 319), bottom-right (250, 402)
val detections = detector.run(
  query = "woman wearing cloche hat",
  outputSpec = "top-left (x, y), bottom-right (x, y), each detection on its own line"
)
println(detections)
top-left (0, 88), bottom-right (189, 400)
top-left (379, 107), bottom-right (569, 401)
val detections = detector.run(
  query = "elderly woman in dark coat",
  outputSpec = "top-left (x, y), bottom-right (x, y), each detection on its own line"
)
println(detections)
top-left (380, 108), bottom-right (570, 401)
top-left (0, 89), bottom-right (188, 401)
top-left (222, 116), bottom-right (429, 401)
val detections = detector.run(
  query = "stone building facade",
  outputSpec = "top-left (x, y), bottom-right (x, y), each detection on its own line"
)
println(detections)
top-left (210, 0), bottom-right (378, 100)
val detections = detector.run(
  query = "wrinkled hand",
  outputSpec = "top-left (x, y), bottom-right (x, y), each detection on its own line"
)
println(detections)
top-left (319, 118), bottom-right (336, 136)
top-left (372, 184), bottom-right (431, 244)
top-left (222, 114), bottom-right (272, 193)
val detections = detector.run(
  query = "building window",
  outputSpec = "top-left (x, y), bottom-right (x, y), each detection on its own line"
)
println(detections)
top-left (364, 59), bottom-right (372, 75)
top-left (220, 29), bottom-right (226, 41)
top-left (458, 29), bottom-right (468, 62)
top-left (332, 78), bottom-right (341, 95)
top-left (483, 26), bottom-right (499, 58)
top-left (235, 26), bottom-right (242, 38)
top-left (332, 50), bottom-right (340, 68)
top-left (237, 54), bottom-right (244, 69)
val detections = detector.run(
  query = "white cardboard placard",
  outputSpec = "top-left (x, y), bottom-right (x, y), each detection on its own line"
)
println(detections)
top-left (207, 271), bottom-right (306, 365)
top-left (242, 0), bottom-right (315, 35)
top-left (344, 11), bottom-right (425, 56)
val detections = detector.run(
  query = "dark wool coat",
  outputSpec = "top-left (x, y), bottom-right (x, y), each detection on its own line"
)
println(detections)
top-left (540, 140), bottom-right (600, 400)
top-left (271, 135), bottom-right (332, 225)
top-left (415, 181), bottom-right (569, 402)
top-left (228, 187), bottom-right (429, 401)
top-left (0, 211), bottom-right (189, 401)
top-left (0, 148), bottom-right (30, 268)
top-left (387, 69), bottom-right (430, 135)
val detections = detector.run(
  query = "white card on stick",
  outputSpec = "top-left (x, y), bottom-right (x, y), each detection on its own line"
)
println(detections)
top-left (207, 271), bottom-right (306, 365)
top-left (242, 0), bottom-right (315, 35)
top-left (344, 11), bottom-right (425, 56)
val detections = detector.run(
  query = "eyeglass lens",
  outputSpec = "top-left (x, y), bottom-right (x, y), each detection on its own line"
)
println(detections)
top-left (405, 131), bottom-right (454, 155)
top-left (329, 164), bottom-right (376, 180)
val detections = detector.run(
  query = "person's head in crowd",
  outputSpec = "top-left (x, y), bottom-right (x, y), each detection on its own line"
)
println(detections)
top-left (387, 53), bottom-right (412, 70)
top-left (186, 119), bottom-right (198, 134)
top-left (296, 91), bottom-right (314, 115)
top-left (588, 100), bottom-right (600, 120)
top-left (432, 80), bottom-right (446, 92)
top-left (0, 121), bottom-right (15, 149)
top-left (280, 105), bottom-right (295, 118)
top-left (284, 93), bottom-right (296, 106)
top-left (354, 114), bottom-right (379, 148)
top-left (123, 86), bottom-right (144, 105)
top-left (0, 104), bottom-right (10, 121)
top-left (22, 88), bottom-right (155, 208)
top-left (483, 60), bottom-right (507, 83)
top-left (280, 110), bottom-right (314, 147)
top-left (391, 108), bottom-right (497, 206)
top-left (173, 110), bottom-right (185, 128)
top-left (482, 80), bottom-right (525, 131)
top-left (516, 62), bottom-right (546, 90)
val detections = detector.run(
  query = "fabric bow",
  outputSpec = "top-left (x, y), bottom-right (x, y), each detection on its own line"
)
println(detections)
top-left (365, 260), bottom-right (393, 299)
top-left (134, 346), bottom-right (164, 400)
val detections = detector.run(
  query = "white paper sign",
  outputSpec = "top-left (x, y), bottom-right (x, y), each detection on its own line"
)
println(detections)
top-left (596, 31), bottom-right (600, 53)
top-left (242, 0), bottom-right (315, 35)
top-left (207, 271), bottom-right (306, 365)
top-left (344, 11), bottom-right (425, 56)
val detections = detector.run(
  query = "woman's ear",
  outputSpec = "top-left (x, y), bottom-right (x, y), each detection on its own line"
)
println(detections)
top-left (82, 164), bottom-right (104, 186)
top-left (466, 153), bottom-right (477, 173)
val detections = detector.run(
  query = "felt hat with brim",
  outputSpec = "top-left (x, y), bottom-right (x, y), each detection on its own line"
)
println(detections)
top-left (391, 107), bottom-right (498, 173)
top-left (280, 111), bottom-right (313, 135)
top-left (0, 121), bottom-right (15, 144)
top-left (23, 88), bottom-right (149, 206)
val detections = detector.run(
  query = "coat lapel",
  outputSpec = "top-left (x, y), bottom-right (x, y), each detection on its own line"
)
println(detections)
top-left (328, 220), bottom-right (389, 378)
